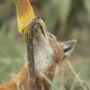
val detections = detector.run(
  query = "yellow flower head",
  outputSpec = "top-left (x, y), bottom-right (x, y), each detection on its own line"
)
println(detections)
top-left (14, 0), bottom-right (35, 33)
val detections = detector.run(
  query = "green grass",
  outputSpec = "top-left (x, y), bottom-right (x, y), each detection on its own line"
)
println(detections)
top-left (0, 27), bottom-right (25, 83)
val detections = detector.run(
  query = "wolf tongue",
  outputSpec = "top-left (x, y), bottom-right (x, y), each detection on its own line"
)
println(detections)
top-left (14, 0), bottom-right (35, 33)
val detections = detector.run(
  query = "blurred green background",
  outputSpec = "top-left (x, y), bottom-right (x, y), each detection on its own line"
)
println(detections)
top-left (0, 0), bottom-right (90, 89)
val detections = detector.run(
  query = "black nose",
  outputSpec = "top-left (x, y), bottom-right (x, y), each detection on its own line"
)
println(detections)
top-left (36, 16), bottom-right (41, 19)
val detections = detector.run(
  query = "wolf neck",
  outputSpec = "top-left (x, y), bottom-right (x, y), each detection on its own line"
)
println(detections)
top-left (33, 35), bottom-right (53, 73)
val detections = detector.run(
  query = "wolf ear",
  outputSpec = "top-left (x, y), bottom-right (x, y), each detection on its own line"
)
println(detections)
top-left (61, 40), bottom-right (77, 57)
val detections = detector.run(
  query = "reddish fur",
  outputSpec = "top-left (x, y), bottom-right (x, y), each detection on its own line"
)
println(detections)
top-left (0, 33), bottom-right (65, 90)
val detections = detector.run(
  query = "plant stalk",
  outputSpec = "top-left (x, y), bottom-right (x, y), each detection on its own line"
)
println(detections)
top-left (25, 29), bottom-right (37, 90)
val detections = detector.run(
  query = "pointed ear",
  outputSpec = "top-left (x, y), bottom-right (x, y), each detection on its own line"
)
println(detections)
top-left (61, 40), bottom-right (77, 57)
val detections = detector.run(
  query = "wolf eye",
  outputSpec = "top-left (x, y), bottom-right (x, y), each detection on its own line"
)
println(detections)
top-left (49, 34), bottom-right (56, 39)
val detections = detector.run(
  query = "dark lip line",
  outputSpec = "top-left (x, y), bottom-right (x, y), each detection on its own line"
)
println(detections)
top-left (37, 23), bottom-right (46, 37)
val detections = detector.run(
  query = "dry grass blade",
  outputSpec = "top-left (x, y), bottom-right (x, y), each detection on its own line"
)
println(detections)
top-left (41, 73), bottom-right (57, 90)
top-left (16, 82), bottom-right (20, 90)
top-left (66, 59), bottom-right (90, 90)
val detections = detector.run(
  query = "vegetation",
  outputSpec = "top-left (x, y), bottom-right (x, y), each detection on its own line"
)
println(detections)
top-left (0, 0), bottom-right (90, 89)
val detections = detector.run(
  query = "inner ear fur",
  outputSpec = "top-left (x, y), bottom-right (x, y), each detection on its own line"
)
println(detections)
top-left (60, 40), bottom-right (77, 57)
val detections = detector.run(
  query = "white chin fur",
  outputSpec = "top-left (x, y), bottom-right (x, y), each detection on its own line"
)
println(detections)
top-left (33, 32), bottom-right (53, 73)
